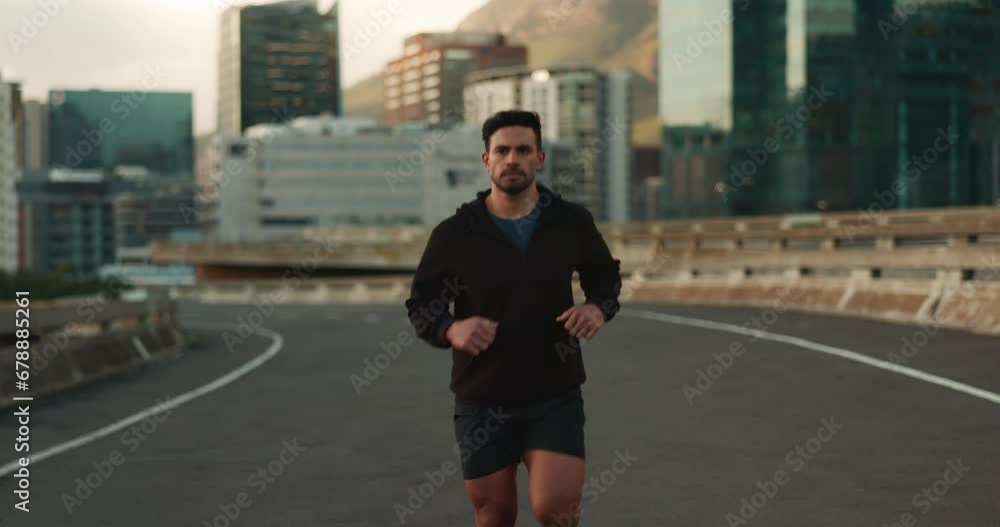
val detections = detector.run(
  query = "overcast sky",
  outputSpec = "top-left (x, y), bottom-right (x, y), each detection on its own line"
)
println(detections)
top-left (0, 0), bottom-right (490, 133)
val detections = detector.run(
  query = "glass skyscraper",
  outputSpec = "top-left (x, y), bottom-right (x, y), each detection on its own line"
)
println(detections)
top-left (218, 0), bottom-right (342, 136)
top-left (47, 90), bottom-right (194, 179)
top-left (659, 0), bottom-right (1000, 218)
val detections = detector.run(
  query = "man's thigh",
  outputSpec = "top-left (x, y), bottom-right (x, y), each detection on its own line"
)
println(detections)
top-left (524, 450), bottom-right (586, 526)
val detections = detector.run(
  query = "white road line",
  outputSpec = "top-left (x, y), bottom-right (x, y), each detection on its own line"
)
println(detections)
top-left (622, 309), bottom-right (1000, 406)
top-left (0, 323), bottom-right (285, 478)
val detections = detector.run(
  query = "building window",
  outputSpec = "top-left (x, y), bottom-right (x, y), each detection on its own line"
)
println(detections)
top-left (423, 63), bottom-right (440, 75)
top-left (385, 75), bottom-right (400, 86)
top-left (424, 88), bottom-right (440, 101)
top-left (403, 81), bottom-right (420, 94)
top-left (424, 75), bottom-right (440, 88)
top-left (403, 94), bottom-right (420, 106)
top-left (445, 49), bottom-right (473, 60)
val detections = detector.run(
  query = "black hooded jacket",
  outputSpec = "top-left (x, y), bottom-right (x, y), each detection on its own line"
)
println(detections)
top-left (404, 184), bottom-right (622, 405)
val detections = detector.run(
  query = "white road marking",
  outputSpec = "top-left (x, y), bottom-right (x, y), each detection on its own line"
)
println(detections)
top-left (0, 323), bottom-right (285, 477)
top-left (622, 309), bottom-right (1000, 406)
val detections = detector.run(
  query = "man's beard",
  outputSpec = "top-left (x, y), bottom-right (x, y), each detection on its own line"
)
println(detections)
top-left (494, 169), bottom-right (534, 195)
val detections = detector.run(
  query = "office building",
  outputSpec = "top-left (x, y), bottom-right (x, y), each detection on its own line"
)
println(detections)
top-left (17, 171), bottom-right (114, 277)
top-left (208, 116), bottom-right (479, 241)
top-left (384, 33), bottom-right (527, 126)
top-left (633, 146), bottom-right (661, 221)
top-left (219, 0), bottom-right (342, 136)
top-left (0, 76), bottom-right (24, 273)
top-left (206, 116), bottom-right (576, 241)
top-left (658, 0), bottom-right (1000, 218)
top-left (48, 89), bottom-right (194, 180)
top-left (465, 65), bottom-right (633, 222)
top-left (22, 100), bottom-right (47, 171)
top-left (112, 178), bottom-right (198, 249)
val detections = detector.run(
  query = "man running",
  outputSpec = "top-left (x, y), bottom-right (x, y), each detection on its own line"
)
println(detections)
top-left (405, 110), bottom-right (622, 527)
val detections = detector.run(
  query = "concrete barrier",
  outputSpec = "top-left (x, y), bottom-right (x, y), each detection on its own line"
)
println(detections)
top-left (0, 298), bottom-right (186, 408)
top-left (152, 205), bottom-right (1000, 338)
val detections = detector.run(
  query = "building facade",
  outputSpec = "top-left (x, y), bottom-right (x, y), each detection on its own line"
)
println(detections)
top-left (22, 100), bottom-right (47, 171)
top-left (465, 65), bottom-right (633, 222)
top-left (659, 0), bottom-right (1000, 218)
top-left (47, 90), bottom-right (194, 180)
top-left (208, 117), bottom-right (481, 241)
top-left (206, 116), bottom-right (575, 241)
top-left (383, 33), bottom-right (527, 126)
top-left (17, 172), bottom-right (114, 277)
top-left (0, 77), bottom-right (24, 273)
top-left (219, 0), bottom-right (342, 136)
top-left (111, 179), bottom-right (198, 249)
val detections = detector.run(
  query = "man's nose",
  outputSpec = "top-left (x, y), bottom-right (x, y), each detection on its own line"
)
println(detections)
top-left (505, 151), bottom-right (519, 165)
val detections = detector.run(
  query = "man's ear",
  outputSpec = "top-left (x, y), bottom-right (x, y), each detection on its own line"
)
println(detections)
top-left (481, 151), bottom-right (489, 167)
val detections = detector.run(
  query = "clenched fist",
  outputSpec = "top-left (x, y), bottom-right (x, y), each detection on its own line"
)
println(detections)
top-left (556, 303), bottom-right (605, 340)
top-left (445, 316), bottom-right (498, 356)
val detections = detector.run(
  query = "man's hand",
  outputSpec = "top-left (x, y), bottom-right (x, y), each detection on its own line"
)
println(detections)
top-left (556, 304), bottom-right (605, 340)
top-left (445, 316), bottom-right (498, 356)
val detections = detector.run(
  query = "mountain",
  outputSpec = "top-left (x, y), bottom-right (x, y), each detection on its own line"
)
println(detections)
top-left (344, 0), bottom-right (659, 145)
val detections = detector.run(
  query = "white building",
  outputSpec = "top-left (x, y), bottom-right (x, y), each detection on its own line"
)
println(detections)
top-left (206, 116), bottom-right (490, 241)
top-left (465, 65), bottom-right (633, 223)
top-left (0, 77), bottom-right (23, 273)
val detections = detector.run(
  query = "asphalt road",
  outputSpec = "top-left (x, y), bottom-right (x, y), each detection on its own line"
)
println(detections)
top-left (0, 302), bottom-right (998, 526)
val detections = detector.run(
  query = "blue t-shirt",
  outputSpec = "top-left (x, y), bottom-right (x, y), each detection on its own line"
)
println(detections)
top-left (488, 205), bottom-right (541, 253)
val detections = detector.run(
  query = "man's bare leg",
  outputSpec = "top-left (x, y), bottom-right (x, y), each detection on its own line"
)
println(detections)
top-left (524, 450), bottom-right (585, 526)
top-left (464, 462), bottom-right (518, 527)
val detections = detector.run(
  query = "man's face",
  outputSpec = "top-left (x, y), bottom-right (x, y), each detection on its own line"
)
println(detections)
top-left (482, 126), bottom-right (545, 195)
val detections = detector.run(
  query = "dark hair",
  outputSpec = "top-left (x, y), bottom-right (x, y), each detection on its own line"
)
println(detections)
top-left (481, 110), bottom-right (543, 152)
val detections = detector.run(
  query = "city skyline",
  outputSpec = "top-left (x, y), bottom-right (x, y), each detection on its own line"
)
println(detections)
top-left (1, 0), bottom-right (491, 134)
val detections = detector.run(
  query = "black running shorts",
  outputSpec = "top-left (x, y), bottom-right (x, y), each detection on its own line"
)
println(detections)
top-left (452, 387), bottom-right (586, 480)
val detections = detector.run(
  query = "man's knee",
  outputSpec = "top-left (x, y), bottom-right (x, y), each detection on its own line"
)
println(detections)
top-left (533, 493), bottom-right (582, 527)
top-left (472, 496), bottom-right (517, 526)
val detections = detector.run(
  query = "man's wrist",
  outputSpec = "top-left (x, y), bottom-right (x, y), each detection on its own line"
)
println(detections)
top-left (437, 317), bottom-right (456, 347)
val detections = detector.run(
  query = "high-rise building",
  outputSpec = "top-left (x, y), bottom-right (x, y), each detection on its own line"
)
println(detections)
top-left (111, 179), bottom-right (198, 249)
top-left (465, 65), bottom-right (633, 222)
top-left (17, 172), bottom-right (114, 277)
top-left (22, 101), bottom-right (47, 171)
top-left (658, 0), bottom-right (1000, 218)
top-left (46, 89), bottom-right (197, 256)
top-left (218, 0), bottom-right (342, 136)
top-left (384, 33), bottom-right (527, 127)
top-left (0, 76), bottom-right (24, 273)
top-left (195, 132), bottom-right (220, 190)
top-left (47, 90), bottom-right (194, 180)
